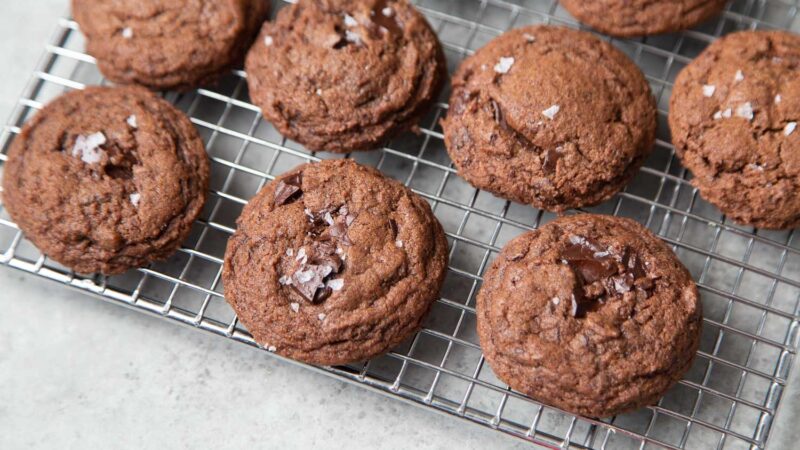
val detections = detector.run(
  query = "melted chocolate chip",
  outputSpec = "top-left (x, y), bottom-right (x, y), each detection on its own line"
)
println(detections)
top-left (542, 148), bottom-right (562, 173)
top-left (389, 218), bottom-right (398, 237)
top-left (490, 100), bottom-right (509, 131)
top-left (370, 0), bottom-right (403, 37)
top-left (561, 235), bottom-right (655, 317)
top-left (274, 173), bottom-right (303, 206)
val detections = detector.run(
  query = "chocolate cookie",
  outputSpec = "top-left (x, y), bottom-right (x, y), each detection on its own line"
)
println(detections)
top-left (560, 0), bottom-right (728, 37)
top-left (222, 159), bottom-right (448, 365)
top-left (72, 0), bottom-right (270, 90)
top-left (442, 26), bottom-right (656, 212)
top-left (245, 0), bottom-right (446, 152)
top-left (477, 214), bottom-right (701, 417)
top-left (2, 86), bottom-right (209, 274)
top-left (669, 31), bottom-right (800, 229)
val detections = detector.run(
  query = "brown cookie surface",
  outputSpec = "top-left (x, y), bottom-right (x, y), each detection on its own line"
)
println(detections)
top-left (669, 30), bottom-right (800, 229)
top-left (560, 0), bottom-right (727, 37)
top-left (245, 0), bottom-right (446, 152)
top-left (222, 159), bottom-right (448, 365)
top-left (2, 86), bottom-right (209, 274)
top-left (477, 214), bottom-right (701, 418)
top-left (72, 0), bottom-right (270, 90)
top-left (442, 26), bottom-right (656, 212)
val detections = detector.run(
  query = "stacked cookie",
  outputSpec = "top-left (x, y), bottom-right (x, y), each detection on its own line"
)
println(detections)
top-left (13, 0), bottom-right (800, 422)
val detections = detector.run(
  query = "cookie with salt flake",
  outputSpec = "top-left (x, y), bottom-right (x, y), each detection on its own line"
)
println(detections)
top-left (669, 30), bottom-right (800, 229)
top-left (442, 26), bottom-right (656, 212)
top-left (2, 86), bottom-right (209, 274)
top-left (222, 159), bottom-right (448, 365)
top-left (559, 0), bottom-right (727, 37)
top-left (71, 0), bottom-right (270, 90)
top-left (245, 0), bottom-right (446, 152)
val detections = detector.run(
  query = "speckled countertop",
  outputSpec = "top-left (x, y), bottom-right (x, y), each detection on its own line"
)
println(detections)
top-left (0, 2), bottom-right (797, 449)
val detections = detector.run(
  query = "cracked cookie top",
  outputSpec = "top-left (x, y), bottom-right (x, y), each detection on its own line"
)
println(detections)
top-left (72, 0), bottom-right (270, 90)
top-left (442, 26), bottom-right (657, 212)
top-left (670, 30), bottom-right (800, 229)
top-left (2, 86), bottom-right (209, 274)
top-left (244, 0), bottom-right (446, 152)
top-left (560, 0), bottom-right (727, 37)
top-left (477, 214), bottom-right (701, 417)
top-left (222, 159), bottom-right (448, 365)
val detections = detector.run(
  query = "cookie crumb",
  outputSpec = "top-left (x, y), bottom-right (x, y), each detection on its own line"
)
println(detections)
top-left (735, 102), bottom-right (754, 121)
top-left (129, 192), bottom-right (141, 207)
top-left (290, 302), bottom-right (300, 313)
top-left (122, 27), bottom-right (133, 39)
top-left (264, 35), bottom-right (273, 47)
top-left (702, 85), bottom-right (715, 97)
top-left (126, 115), bottom-right (137, 129)
top-left (494, 57), bottom-right (515, 74)
top-left (542, 104), bottom-right (560, 120)
top-left (734, 69), bottom-right (744, 82)
top-left (785, 122), bottom-right (797, 136)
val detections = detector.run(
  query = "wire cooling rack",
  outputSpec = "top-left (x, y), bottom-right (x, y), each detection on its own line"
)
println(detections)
top-left (1, 0), bottom-right (800, 448)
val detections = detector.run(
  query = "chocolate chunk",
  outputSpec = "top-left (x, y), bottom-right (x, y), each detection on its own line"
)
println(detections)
top-left (542, 148), bottom-right (562, 173)
top-left (570, 259), bottom-right (617, 283)
top-left (370, 0), bottom-right (403, 37)
top-left (389, 218), bottom-right (398, 237)
top-left (274, 173), bottom-right (303, 206)
top-left (314, 286), bottom-right (333, 302)
top-left (490, 100), bottom-right (509, 131)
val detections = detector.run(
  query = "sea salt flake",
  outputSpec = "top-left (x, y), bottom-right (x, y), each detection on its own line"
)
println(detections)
top-left (324, 212), bottom-right (335, 225)
top-left (735, 102), bottom-right (754, 121)
top-left (129, 192), bottom-right (141, 207)
top-left (395, 240), bottom-right (403, 248)
top-left (328, 278), bottom-right (344, 291)
top-left (343, 13), bottom-right (358, 27)
top-left (734, 69), bottom-right (744, 82)
top-left (264, 35), bottom-right (273, 47)
top-left (523, 33), bottom-right (536, 42)
top-left (713, 108), bottom-right (732, 120)
top-left (345, 30), bottom-right (362, 44)
top-left (494, 56), bottom-right (514, 74)
top-left (785, 122), bottom-right (797, 136)
top-left (316, 88), bottom-right (322, 96)
top-left (286, 248), bottom-right (293, 257)
top-left (290, 302), bottom-right (300, 313)
top-left (296, 247), bottom-right (307, 263)
top-left (122, 27), bottom-right (133, 39)
top-left (318, 313), bottom-right (327, 321)
top-left (294, 269), bottom-right (314, 283)
top-left (775, 94), bottom-right (782, 104)
top-left (267, 345), bottom-right (277, 352)
top-left (542, 104), bottom-right (560, 120)
top-left (126, 115), bottom-right (137, 128)
top-left (702, 85), bottom-right (716, 97)
top-left (72, 132), bottom-right (107, 164)
top-left (279, 275), bottom-right (292, 285)
top-left (748, 163), bottom-right (765, 172)
top-left (382, 7), bottom-right (393, 17)
top-left (551, 297), bottom-right (560, 305)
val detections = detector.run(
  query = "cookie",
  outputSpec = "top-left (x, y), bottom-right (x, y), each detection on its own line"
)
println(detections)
top-left (72, 0), bottom-right (270, 90)
top-left (442, 26), bottom-right (656, 212)
top-left (245, 0), bottom-right (446, 152)
top-left (669, 31), bottom-right (800, 229)
top-left (560, 0), bottom-right (728, 37)
top-left (477, 214), bottom-right (701, 417)
top-left (222, 159), bottom-right (448, 365)
top-left (2, 86), bottom-right (209, 275)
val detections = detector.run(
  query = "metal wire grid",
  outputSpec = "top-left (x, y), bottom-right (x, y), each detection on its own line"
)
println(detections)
top-left (1, 0), bottom-right (800, 448)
